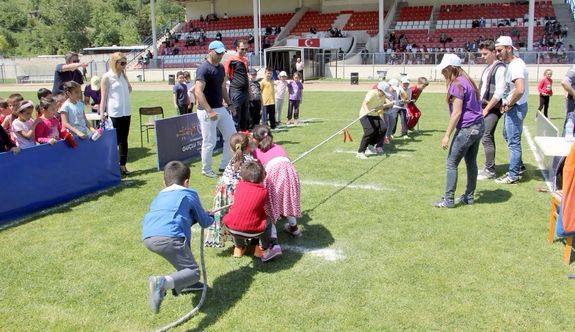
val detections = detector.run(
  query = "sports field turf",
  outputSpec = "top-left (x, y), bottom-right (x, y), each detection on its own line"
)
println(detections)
top-left (1, 89), bottom-right (574, 330)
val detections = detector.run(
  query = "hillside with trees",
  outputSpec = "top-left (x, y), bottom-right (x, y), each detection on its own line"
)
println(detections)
top-left (0, 0), bottom-right (184, 56)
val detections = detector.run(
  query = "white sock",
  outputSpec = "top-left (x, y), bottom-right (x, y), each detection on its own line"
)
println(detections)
top-left (164, 276), bottom-right (175, 289)
top-left (271, 224), bottom-right (277, 238)
top-left (287, 216), bottom-right (297, 226)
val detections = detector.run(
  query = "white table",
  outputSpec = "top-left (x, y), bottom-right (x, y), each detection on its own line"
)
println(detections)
top-left (534, 136), bottom-right (574, 157)
top-left (85, 113), bottom-right (100, 128)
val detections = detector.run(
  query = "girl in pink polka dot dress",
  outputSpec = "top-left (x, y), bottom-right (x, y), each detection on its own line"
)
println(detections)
top-left (252, 124), bottom-right (302, 237)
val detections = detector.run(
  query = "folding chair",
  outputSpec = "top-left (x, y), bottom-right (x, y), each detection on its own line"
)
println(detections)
top-left (139, 106), bottom-right (164, 147)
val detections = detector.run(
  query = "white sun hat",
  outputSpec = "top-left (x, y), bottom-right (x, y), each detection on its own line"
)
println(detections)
top-left (435, 53), bottom-right (462, 72)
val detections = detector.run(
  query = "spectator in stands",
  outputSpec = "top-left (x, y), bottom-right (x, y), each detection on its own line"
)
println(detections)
top-left (295, 57), bottom-right (304, 83)
top-left (361, 48), bottom-right (369, 64)
top-left (200, 15), bottom-right (204, 22)
top-left (537, 69), bottom-right (553, 118)
top-left (173, 71), bottom-right (190, 115)
top-left (172, 46), bottom-right (180, 56)
top-left (472, 19), bottom-right (479, 29)
top-left (309, 26), bottom-right (317, 35)
top-left (494, 36), bottom-right (528, 184)
top-left (479, 17), bottom-right (486, 28)
top-left (248, 34), bottom-right (255, 46)
top-left (440, 33), bottom-right (448, 48)
top-left (194, 40), bottom-right (237, 178)
top-left (562, 25), bottom-right (568, 38)
top-left (275, 26), bottom-right (281, 35)
top-left (477, 40), bottom-right (506, 181)
top-left (215, 32), bottom-right (222, 41)
top-left (223, 12), bottom-right (228, 20)
top-left (146, 50), bottom-right (153, 60)
top-left (224, 41), bottom-right (251, 131)
top-left (52, 52), bottom-right (87, 94)
top-left (100, 52), bottom-right (132, 175)
top-left (199, 31), bottom-right (206, 45)
top-left (433, 54), bottom-right (484, 208)
top-left (265, 26), bottom-right (273, 36)
top-left (84, 76), bottom-right (101, 114)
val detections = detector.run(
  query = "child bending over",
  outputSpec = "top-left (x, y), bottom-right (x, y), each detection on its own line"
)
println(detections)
top-left (142, 161), bottom-right (214, 314)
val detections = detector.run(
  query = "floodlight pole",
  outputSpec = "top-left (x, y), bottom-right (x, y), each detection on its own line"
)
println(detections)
top-left (253, 0), bottom-right (261, 66)
top-left (378, 0), bottom-right (385, 53)
top-left (150, 0), bottom-right (158, 65)
top-left (527, 0), bottom-right (535, 51)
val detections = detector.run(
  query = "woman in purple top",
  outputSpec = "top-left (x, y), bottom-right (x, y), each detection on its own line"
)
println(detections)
top-left (434, 54), bottom-right (485, 208)
top-left (286, 72), bottom-right (304, 125)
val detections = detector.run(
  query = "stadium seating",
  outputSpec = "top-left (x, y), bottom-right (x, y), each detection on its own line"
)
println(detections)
top-left (291, 11), bottom-right (339, 34)
top-left (182, 13), bottom-right (292, 32)
top-left (438, 1), bottom-right (554, 20)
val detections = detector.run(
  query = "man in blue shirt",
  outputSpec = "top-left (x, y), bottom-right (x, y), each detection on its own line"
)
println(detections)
top-left (52, 52), bottom-right (87, 94)
top-left (142, 160), bottom-right (214, 314)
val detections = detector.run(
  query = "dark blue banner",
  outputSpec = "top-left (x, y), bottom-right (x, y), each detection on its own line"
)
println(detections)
top-left (155, 113), bottom-right (222, 170)
top-left (0, 130), bottom-right (121, 225)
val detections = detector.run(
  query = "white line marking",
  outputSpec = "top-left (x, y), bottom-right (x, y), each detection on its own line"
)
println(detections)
top-left (333, 148), bottom-right (413, 158)
top-left (523, 126), bottom-right (554, 192)
top-left (301, 179), bottom-right (395, 191)
top-left (281, 245), bottom-right (345, 261)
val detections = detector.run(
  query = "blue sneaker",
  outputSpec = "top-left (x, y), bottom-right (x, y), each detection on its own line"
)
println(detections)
top-left (148, 276), bottom-right (167, 314)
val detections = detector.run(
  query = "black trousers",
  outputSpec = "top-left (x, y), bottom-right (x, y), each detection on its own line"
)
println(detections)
top-left (230, 89), bottom-right (250, 131)
top-left (111, 116), bottom-right (131, 166)
top-left (177, 104), bottom-right (191, 115)
top-left (358, 115), bottom-right (386, 153)
top-left (262, 105), bottom-right (276, 129)
top-left (538, 95), bottom-right (550, 117)
top-left (249, 100), bottom-right (261, 129)
top-left (287, 99), bottom-right (301, 120)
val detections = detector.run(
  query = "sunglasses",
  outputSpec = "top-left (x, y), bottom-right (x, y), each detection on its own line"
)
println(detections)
top-left (240, 48), bottom-right (248, 51)
top-left (118, 61), bottom-right (127, 66)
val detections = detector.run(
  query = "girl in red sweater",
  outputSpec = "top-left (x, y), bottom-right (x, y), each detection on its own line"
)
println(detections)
top-left (538, 69), bottom-right (553, 118)
top-left (223, 161), bottom-right (282, 262)
top-left (35, 97), bottom-right (66, 145)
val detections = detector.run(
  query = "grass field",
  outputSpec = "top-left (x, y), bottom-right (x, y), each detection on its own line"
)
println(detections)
top-left (1, 88), bottom-right (574, 331)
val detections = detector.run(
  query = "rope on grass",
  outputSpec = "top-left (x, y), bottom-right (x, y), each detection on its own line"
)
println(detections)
top-left (291, 116), bottom-right (362, 164)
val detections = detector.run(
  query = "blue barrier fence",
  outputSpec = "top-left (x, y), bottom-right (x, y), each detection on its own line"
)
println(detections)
top-left (0, 130), bottom-right (121, 225)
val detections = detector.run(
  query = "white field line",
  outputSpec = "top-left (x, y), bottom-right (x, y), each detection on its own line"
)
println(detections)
top-left (333, 148), bottom-right (413, 158)
top-left (281, 245), bottom-right (345, 261)
top-left (523, 126), bottom-right (554, 192)
top-left (301, 179), bottom-right (395, 192)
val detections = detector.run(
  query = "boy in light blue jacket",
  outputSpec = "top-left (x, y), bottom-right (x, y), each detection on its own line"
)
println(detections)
top-left (142, 160), bottom-right (214, 314)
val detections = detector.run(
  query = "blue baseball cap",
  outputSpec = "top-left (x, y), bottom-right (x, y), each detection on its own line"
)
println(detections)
top-left (208, 41), bottom-right (226, 54)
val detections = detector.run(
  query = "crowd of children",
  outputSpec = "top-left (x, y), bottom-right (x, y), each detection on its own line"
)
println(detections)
top-left (0, 82), bottom-right (104, 153)
top-left (357, 76), bottom-right (429, 159)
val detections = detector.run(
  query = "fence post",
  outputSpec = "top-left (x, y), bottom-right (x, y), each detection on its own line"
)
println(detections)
top-left (162, 61), bottom-right (165, 81)
top-left (536, 52), bottom-right (540, 81)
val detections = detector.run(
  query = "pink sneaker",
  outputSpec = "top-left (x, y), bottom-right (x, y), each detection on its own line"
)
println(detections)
top-left (261, 245), bottom-right (282, 262)
top-left (284, 223), bottom-right (302, 237)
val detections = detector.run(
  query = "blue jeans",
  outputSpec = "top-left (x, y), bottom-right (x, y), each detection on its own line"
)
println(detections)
top-left (385, 109), bottom-right (398, 137)
top-left (502, 103), bottom-right (527, 180)
top-left (444, 122), bottom-right (484, 204)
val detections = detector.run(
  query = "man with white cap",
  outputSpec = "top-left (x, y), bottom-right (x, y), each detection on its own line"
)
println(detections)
top-left (224, 40), bottom-right (250, 131)
top-left (356, 81), bottom-right (395, 159)
top-left (195, 40), bottom-right (237, 178)
top-left (433, 53), bottom-right (484, 208)
top-left (494, 36), bottom-right (528, 184)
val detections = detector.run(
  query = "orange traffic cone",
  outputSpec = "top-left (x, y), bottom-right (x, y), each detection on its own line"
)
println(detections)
top-left (343, 128), bottom-right (353, 142)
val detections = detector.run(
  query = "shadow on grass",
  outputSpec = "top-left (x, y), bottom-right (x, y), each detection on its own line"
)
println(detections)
top-left (128, 146), bottom-right (155, 163)
top-left (0, 179), bottom-right (147, 233)
top-left (125, 166), bottom-right (159, 178)
top-left (494, 163), bottom-right (543, 184)
top-left (187, 213), bottom-right (333, 331)
top-left (304, 157), bottom-right (387, 213)
top-left (409, 129), bottom-right (443, 137)
top-left (275, 140), bottom-right (300, 146)
top-left (475, 189), bottom-right (512, 204)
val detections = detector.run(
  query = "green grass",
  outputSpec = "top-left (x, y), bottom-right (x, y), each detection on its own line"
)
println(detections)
top-left (1, 90), bottom-right (574, 331)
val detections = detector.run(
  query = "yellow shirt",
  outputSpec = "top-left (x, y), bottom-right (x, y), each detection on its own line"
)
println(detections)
top-left (359, 89), bottom-right (388, 117)
top-left (260, 79), bottom-right (275, 106)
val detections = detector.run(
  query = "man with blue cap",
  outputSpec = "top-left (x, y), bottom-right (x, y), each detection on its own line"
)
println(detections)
top-left (194, 40), bottom-right (238, 178)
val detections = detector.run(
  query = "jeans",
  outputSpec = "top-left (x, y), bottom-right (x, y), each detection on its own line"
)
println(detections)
top-left (396, 108), bottom-right (408, 135)
top-left (229, 221), bottom-right (273, 250)
top-left (481, 112), bottom-right (501, 173)
top-left (358, 115), bottom-right (386, 153)
top-left (143, 236), bottom-right (199, 295)
top-left (502, 103), bottom-right (527, 180)
top-left (444, 121), bottom-right (484, 204)
top-left (275, 98), bottom-right (285, 123)
top-left (384, 109), bottom-right (398, 137)
top-left (197, 107), bottom-right (237, 173)
top-left (110, 116), bottom-right (131, 166)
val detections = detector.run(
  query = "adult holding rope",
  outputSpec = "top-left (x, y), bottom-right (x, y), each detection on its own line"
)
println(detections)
top-left (434, 54), bottom-right (485, 208)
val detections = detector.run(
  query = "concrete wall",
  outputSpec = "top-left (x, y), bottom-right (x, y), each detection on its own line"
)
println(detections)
top-left (321, 0), bottom-right (382, 13)
top-left (325, 64), bottom-right (573, 83)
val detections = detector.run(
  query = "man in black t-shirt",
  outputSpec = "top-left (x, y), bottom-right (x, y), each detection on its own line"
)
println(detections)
top-left (195, 41), bottom-right (237, 178)
top-left (52, 52), bottom-right (88, 94)
top-left (224, 41), bottom-right (250, 130)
